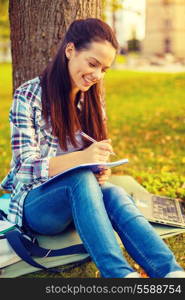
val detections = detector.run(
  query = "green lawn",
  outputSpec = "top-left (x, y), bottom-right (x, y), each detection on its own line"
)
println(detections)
top-left (0, 63), bottom-right (185, 276)
top-left (105, 69), bottom-right (185, 199)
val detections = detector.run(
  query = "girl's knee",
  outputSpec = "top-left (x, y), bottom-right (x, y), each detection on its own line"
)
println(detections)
top-left (102, 184), bottom-right (143, 223)
top-left (71, 169), bottom-right (100, 189)
top-left (103, 183), bottom-right (129, 198)
top-left (102, 183), bottom-right (136, 206)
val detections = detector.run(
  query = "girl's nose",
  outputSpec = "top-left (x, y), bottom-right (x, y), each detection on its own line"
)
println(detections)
top-left (92, 68), bottom-right (102, 82)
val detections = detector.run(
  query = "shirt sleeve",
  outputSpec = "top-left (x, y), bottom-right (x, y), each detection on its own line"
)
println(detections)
top-left (10, 88), bottom-right (50, 185)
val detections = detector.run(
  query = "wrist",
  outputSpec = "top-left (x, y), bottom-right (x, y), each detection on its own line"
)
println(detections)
top-left (77, 149), bottom-right (88, 164)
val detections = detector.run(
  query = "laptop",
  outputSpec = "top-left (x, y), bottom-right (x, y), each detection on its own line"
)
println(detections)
top-left (108, 175), bottom-right (185, 229)
top-left (132, 191), bottom-right (185, 228)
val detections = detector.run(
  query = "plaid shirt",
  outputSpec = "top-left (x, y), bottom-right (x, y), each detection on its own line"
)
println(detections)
top-left (0, 77), bottom-right (94, 227)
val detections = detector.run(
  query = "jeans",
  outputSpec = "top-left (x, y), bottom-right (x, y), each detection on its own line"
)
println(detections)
top-left (23, 169), bottom-right (183, 278)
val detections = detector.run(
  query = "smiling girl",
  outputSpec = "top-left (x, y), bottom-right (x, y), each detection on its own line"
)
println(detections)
top-left (1, 18), bottom-right (185, 278)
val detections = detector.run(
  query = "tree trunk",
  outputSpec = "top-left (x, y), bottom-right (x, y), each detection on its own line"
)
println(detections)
top-left (9, 0), bottom-right (102, 91)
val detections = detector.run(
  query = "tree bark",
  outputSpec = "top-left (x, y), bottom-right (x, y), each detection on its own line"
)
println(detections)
top-left (9, 0), bottom-right (102, 91)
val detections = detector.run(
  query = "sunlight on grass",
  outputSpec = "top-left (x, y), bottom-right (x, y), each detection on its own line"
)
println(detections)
top-left (104, 69), bottom-right (185, 198)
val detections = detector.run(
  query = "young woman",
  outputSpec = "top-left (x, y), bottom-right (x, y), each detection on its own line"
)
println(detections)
top-left (1, 18), bottom-right (185, 278)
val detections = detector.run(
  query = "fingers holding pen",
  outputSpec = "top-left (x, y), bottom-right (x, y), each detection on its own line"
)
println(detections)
top-left (82, 138), bottom-right (114, 164)
top-left (96, 139), bottom-right (114, 154)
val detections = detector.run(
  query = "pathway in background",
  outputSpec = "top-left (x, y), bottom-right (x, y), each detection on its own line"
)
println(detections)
top-left (114, 53), bottom-right (185, 73)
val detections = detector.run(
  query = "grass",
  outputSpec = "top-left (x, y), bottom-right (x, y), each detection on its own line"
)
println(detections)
top-left (105, 69), bottom-right (185, 199)
top-left (0, 63), bottom-right (185, 277)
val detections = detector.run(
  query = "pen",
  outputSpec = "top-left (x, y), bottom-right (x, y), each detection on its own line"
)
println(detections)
top-left (80, 131), bottom-right (116, 156)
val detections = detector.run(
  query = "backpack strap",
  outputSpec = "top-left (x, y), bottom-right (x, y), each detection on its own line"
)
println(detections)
top-left (5, 228), bottom-right (88, 273)
top-left (1, 208), bottom-right (88, 273)
top-left (0, 209), bottom-right (8, 220)
top-left (5, 229), bottom-right (59, 272)
top-left (22, 235), bottom-right (87, 257)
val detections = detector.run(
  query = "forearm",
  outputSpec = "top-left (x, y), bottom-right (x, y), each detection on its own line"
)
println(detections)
top-left (48, 151), bottom-right (84, 177)
top-left (49, 139), bottom-right (113, 178)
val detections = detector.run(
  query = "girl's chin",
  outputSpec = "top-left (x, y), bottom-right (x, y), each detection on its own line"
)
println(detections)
top-left (80, 85), bottom-right (91, 91)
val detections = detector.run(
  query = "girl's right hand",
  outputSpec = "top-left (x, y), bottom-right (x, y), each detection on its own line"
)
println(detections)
top-left (81, 139), bottom-right (113, 164)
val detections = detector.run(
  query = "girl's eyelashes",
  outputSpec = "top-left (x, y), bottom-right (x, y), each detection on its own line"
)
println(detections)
top-left (89, 62), bottom-right (96, 68)
top-left (88, 62), bottom-right (108, 73)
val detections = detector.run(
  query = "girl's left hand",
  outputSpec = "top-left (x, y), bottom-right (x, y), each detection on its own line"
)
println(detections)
top-left (94, 168), bottom-right (111, 185)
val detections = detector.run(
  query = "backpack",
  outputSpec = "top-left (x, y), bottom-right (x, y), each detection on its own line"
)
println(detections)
top-left (0, 193), bottom-right (90, 277)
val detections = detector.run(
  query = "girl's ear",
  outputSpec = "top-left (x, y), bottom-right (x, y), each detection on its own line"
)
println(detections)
top-left (65, 42), bottom-right (75, 59)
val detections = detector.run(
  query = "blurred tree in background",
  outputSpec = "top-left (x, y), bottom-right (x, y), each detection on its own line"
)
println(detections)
top-left (102, 0), bottom-right (123, 33)
top-left (127, 28), bottom-right (140, 52)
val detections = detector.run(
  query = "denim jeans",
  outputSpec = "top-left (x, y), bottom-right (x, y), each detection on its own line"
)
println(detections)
top-left (23, 169), bottom-right (183, 278)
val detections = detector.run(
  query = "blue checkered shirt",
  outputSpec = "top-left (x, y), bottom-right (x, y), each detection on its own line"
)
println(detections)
top-left (0, 77), bottom-right (93, 227)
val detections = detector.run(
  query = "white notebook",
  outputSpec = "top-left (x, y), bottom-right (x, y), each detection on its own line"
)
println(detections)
top-left (41, 159), bottom-right (129, 186)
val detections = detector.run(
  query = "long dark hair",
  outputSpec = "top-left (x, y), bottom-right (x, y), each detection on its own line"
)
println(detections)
top-left (40, 18), bottom-right (119, 151)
